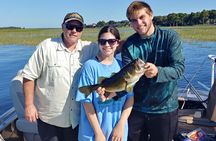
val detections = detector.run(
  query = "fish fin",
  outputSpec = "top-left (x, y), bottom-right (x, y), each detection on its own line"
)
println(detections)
top-left (124, 72), bottom-right (133, 81)
top-left (125, 81), bottom-right (133, 92)
top-left (98, 74), bottom-right (115, 83)
top-left (79, 84), bottom-right (99, 97)
top-left (98, 77), bottom-right (107, 83)
top-left (126, 86), bottom-right (133, 92)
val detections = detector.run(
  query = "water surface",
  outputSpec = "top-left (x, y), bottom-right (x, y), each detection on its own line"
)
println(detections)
top-left (0, 45), bottom-right (35, 115)
top-left (0, 42), bottom-right (215, 115)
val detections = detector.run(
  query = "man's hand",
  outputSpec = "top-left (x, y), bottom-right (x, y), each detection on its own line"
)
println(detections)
top-left (96, 87), bottom-right (117, 102)
top-left (25, 104), bottom-right (38, 122)
top-left (144, 62), bottom-right (158, 78)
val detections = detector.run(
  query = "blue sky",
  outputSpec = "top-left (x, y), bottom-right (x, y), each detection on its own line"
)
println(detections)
top-left (0, 0), bottom-right (215, 28)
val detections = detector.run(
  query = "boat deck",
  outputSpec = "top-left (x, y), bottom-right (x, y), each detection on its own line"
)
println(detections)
top-left (176, 103), bottom-right (216, 140)
top-left (1, 112), bottom-right (215, 141)
top-left (178, 109), bottom-right (216, 133)
top-left (0, 121), bottom-right (23, 141)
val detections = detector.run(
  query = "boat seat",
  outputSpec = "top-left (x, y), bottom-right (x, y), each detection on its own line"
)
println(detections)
top-left (206, 80), bottom-right (216, 122)
top-left (10, 70), bottom-right (41, 141)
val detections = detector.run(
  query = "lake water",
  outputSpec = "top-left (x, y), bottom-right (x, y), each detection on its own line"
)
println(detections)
top-left (0, 42), bottom-right (216, 115)
top-left (0, 45), bottom-right (35, 115)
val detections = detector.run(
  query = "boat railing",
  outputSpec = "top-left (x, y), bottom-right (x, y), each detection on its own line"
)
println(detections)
top-left (0, 107), bottom-right (17, 132)
top-left (208, 54), bottom-right (216, 87)
top-left (178, 54), bottom-right (216, 109)
top-left (196, 55), bottom-right (216, 92)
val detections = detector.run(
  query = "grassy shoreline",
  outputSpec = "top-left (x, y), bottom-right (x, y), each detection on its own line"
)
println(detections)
top-left (0, 25), bottom-right (215, 46)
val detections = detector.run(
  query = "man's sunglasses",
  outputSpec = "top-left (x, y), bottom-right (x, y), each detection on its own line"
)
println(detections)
top-left (98, 39), bottom-right (118, 46)
top-left (64, 23), bottom-right (83, 32)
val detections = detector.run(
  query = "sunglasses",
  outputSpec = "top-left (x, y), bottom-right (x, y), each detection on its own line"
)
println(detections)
top-left (64, 23), bottom-right (83, 32)
top-left (98, 39), bottom-right (118, 46)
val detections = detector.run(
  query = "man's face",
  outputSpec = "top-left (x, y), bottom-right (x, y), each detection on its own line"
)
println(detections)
top-left (129, 8), bottom-right (153, 36)
top-left (62, 20), bottom-right (83, 45)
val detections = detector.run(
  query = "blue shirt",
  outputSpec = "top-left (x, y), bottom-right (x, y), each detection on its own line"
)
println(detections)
top-left (76, 58), bottom-right (133, 141)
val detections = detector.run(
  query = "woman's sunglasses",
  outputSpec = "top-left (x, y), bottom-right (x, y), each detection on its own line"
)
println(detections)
top-left (64, 23), bottom-right (83, 32)
top-left (98, 39), bottom-right (118, 46)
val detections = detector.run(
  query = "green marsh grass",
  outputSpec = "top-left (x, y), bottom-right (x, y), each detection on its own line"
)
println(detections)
top-left (0, 25), bottom-right (215, 46)
top-left (0, 28), bottom-right (61, 45)
top-left (82, 27), bottom-right (134, 42)
top-left (171, 25), bottom-right (216, 42)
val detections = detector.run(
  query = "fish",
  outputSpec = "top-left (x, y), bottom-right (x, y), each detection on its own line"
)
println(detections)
top-left (79, 58), bottom-right (147, 97)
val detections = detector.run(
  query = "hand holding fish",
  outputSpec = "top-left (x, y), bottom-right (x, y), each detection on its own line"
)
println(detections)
top-left (144, 62), bottom-right (158, 78)
top-left (97, 87), bottom-right (117, 102)
top-left (79, 58), bottom-right (146, 99)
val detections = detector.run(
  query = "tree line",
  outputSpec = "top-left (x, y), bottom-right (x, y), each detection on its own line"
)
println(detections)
top-left (1, 9), bottom-right (215, 29)
top-left (87, 9), bottom-right (216, 28)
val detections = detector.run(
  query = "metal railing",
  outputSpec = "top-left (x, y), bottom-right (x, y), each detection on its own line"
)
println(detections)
top-left (0, 107), bottom-right (17, 132)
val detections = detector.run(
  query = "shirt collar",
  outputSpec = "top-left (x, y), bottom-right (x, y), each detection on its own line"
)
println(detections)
top-left (57, 34), bottom-right (82, 53)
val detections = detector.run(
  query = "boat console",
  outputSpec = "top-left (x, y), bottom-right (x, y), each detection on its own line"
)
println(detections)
top-left (10, 70), bottom-right (41, 141)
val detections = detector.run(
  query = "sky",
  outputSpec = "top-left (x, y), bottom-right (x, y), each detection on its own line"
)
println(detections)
top-left (0, 0), bottom-right (215, 28)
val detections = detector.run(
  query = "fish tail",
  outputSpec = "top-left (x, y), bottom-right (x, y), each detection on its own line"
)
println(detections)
top-left (79, 84), bottom-right (99, 97)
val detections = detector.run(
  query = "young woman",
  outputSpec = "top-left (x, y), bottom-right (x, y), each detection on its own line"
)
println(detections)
top-left (76, 25), bottom-right (134, 141)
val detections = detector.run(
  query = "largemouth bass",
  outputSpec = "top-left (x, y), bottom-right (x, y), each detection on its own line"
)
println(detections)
top-left (79, 58), bottom-right (146, 97)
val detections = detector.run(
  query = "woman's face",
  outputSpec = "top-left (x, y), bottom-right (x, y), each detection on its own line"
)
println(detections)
top-left (98, 32), bottom-right (119, 57)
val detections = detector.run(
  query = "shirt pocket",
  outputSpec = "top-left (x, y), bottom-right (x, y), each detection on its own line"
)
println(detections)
top-left (47, 62), bottom-right (63, 86)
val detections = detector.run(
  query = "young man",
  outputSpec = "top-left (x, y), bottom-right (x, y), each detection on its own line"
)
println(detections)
top-left (22, 12), bottom-right (98, 141)
top-left (121, 1), bottom-right (185, 141)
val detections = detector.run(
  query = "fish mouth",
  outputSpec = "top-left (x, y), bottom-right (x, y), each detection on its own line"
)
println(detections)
top-left (134, 58), bottom-right (146, 72)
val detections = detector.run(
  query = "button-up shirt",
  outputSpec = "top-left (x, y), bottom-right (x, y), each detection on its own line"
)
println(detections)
top-left (22, 36), bottom-right (98, 128)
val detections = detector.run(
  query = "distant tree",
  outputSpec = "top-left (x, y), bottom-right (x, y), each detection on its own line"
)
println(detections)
top-left (107, 20), bottom-right (116, 26)
top-left (200, 10), bottom-right (209, 24)
top-left (88, 9), bottom-right (216, 28)
top-left (186, 12), bottom-right (201, 25)
top-left (96, 21), bottom-right (106, 27)
top-left (178, 13), bottom-right (187, 26)
top-left (167, 13), bottom-right (179, 26)
top-left (119, 20), bottom-right (129, 27)
top-left (153, 16), bottom-right (167, 26)
top-left (209, 10), bottom-right (216, 24)
top-left (0, 26), bottom-right (22, 29)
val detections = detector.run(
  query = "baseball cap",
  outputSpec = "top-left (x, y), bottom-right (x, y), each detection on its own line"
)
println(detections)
top-left (63, 12), bottom-right (84, 25)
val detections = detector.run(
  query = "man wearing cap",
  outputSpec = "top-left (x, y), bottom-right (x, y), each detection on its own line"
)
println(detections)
top-left (22, 12), bottom-right (98, 141)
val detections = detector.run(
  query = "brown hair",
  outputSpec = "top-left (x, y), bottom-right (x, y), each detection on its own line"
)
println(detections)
top-left (97, 25), bottom-right (120, 41)
top-left (126, 1), bottom-right (153, 21)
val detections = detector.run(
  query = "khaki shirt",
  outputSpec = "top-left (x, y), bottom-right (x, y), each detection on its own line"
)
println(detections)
top-left (22, 36), bottom-right (98, 128)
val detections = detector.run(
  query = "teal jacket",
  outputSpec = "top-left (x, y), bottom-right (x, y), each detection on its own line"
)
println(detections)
top-left (121, 26), bottom-right (185, 114)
